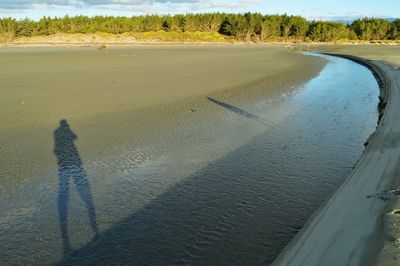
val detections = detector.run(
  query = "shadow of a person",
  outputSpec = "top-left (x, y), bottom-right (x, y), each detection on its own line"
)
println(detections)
top-left (54, 119), bottom-right (99, 255)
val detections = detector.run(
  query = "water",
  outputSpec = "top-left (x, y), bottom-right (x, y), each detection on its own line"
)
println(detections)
top-left (0, 54), bottom-right (379, 265)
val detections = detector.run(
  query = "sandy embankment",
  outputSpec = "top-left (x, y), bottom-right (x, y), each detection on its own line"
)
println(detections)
top-left (273, 54), bottom-right (400, 265)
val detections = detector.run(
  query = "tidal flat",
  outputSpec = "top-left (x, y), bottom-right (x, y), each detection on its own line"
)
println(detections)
top-left (0, 45), bottom-right (325, 264)
top-left (0, 45), bottom-right (323, 194)
top-left (0, 45), bottom-right (381, 265)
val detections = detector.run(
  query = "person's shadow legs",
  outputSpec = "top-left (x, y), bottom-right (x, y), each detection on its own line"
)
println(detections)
top-left (58, 171), bottom-right (71, 255)
top-left (72, 165), bottom-right (100, 237)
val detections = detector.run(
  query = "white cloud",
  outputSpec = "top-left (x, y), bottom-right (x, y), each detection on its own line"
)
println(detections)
top-left (0, 0), bottom-right (262, 19)
top-left (0, 0), bottom-right (201, 9)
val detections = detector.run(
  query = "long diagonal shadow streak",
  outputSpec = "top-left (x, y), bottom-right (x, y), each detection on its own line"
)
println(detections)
top-left (206, 97), bottom-right (275, 128)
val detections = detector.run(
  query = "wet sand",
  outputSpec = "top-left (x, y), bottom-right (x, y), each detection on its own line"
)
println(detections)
top-left (3, 50), bottom-right (377, 265)
top-left (0, 46), bottom-right (326, 264)
top-left (3, 44), bottom-right (396, 265)
top-left (0, 45), bottom-right (324, 186)
top-left (274, 48), bottom-right (400, 265)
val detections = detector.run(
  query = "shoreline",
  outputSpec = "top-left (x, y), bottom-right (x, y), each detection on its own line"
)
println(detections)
top-left (273, 54), bottom-right (400, 265)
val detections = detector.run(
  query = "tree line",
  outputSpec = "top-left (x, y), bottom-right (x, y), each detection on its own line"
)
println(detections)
top-left (1, 13), bottom-right (399, 42)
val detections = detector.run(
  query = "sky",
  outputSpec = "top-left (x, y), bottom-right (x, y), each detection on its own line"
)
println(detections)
top-left (0, 0), bottom-right (399, 21)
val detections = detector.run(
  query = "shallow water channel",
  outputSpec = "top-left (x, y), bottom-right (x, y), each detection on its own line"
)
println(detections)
top-left (1, 54), bottom-right (379, 265)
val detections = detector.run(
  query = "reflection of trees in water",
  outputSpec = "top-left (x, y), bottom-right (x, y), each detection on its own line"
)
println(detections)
top-left (54, 119), bottom-right (99, 255)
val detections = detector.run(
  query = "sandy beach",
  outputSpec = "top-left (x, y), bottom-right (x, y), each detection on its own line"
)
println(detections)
top-left (1, 46), bottom-right (331, 264)
top-left (1, 44), bottom-right (399, 264)
top-left (1, 0), bottom-right (400, 262)
top-left (274, 50), bottom-right (400, 265)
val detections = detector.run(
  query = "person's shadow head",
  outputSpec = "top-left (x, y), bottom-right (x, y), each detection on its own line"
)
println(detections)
top-left (54, 119), bottom-right (81, 169)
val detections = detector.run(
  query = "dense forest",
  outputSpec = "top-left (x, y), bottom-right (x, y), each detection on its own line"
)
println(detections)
top-left (0, 13), bottom-right (399, 42)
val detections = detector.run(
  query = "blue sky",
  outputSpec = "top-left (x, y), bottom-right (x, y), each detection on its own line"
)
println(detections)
top-left (0, 0), bottom-right (398, 21)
